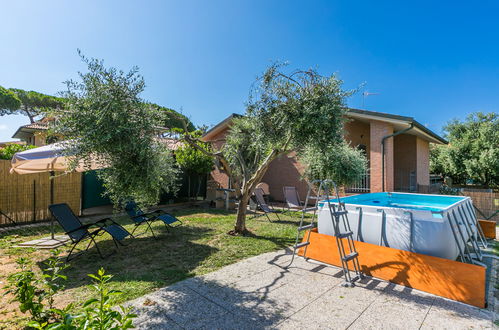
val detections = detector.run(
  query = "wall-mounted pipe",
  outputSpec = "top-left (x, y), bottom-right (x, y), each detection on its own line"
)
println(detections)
top-left (381, 123), bottom-right (414, 192)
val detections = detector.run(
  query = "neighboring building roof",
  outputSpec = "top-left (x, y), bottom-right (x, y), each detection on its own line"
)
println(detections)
top-left (11, 121), bottom-right (49, 140)
top-left (155, 137), bottom-right (184, 150)
top-left (201, 113), bottom-right (241, 142)
top-left (202, 109), bottom-right (447, 144)
top-left (0, 140), bottom-right (26, 148)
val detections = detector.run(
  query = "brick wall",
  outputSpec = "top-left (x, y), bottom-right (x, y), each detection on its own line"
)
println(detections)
top-left (416, 137), bottom-right (430, 187)
top-left (344, 119), bottom-right (370, 160)
top-left (394, 134), bottom-right (417, 191)
top-left (370, 120), bottom-right (393, 192)
top-left (204, 127), bottom-right (230, 201)
top-left (261, 152), bottom-right (309, 201)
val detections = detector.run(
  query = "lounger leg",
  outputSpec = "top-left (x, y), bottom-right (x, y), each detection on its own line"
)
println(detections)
top-left (66, 242), bottom-right (79, 262)
top-left (91, 236), bottom-right (105, 259)
top-left (146, 221), bottom-right (158, 239)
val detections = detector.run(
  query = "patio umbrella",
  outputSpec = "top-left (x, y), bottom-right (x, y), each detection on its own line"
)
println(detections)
top-left (10, 141), bottom-right (102, 239)
top-left (10, 141), bottom-right (101, 174)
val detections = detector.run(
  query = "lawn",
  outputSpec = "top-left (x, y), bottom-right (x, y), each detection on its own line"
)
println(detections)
top-left (0, 207), bottom-right (302, 329)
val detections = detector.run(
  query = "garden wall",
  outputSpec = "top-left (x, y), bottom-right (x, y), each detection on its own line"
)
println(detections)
top-left (461, 188), bottom-right (499, 223)
top-left (0, 160), bottom-right (82, 226)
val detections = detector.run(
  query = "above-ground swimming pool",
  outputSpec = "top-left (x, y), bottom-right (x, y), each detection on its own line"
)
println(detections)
top-left (317, 192), bottom-right (479, 261)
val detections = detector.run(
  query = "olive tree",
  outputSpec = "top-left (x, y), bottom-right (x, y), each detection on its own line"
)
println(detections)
top-left (183, 64), bottom-right (367, 234)
top-left (53, 53), bottom-right (180, 206)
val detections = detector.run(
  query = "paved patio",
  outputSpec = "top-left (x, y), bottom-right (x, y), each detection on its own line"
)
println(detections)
top-left (128, 250), bottom-right (494, 329)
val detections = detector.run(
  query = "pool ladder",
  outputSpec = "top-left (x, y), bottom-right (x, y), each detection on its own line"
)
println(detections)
top-left (286, 179), bottom-right (364, 287)
top-left (446, 199), bottom-right (488, 264)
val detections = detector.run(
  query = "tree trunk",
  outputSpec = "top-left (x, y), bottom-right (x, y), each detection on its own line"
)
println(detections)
top-left (233, 190), bottom-right (251, 234)
top-left (187, 175), bottom-right (191, 201)
top-left (196, 175), bottom-right (202, 200)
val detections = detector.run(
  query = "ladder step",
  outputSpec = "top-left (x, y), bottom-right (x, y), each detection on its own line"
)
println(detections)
top-left (302, 207), bottom-right (318, 212)
top-left (294, 242), bottom-right (310, 249)
top-left (350, 275), bottom-right (361, 283)
top-left (342, 252), bottom-right (358, 262)
top-left (298, 223), bottom-right (317, 231)
top-left (336, 231), bottom-right (353, 238)
top-left (332, 210), bottom-right (348, 217)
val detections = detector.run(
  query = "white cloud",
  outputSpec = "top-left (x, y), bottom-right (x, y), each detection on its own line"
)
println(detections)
top-left (0, 124), bottom-right (8, 131)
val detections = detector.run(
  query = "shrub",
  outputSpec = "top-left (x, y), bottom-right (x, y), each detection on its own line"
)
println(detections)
top-left (0, 143), bottom-right (36, 160)
top-left (4, 252), bottom-right (136, 329)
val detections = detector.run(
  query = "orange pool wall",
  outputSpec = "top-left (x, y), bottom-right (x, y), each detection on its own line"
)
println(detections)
top-left (299, 229), bottom-right (486, 308)
top-left (479, 219), bottom-right (496, 239)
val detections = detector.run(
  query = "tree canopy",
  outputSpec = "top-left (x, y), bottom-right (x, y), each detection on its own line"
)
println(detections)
top-left (430, 112), bottom-right (498, 187)
top-left (0, 86), bottom-right (21, 112)
top-left (53, 53), bottom-right (180, 206)
top-left (184, 63), bottom-right (367, 234)
top-left (1, 88), bottom-right (65, 123)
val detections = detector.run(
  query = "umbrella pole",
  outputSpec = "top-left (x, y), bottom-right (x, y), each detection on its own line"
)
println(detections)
top-left (50, 171), bottom-right (55, 239)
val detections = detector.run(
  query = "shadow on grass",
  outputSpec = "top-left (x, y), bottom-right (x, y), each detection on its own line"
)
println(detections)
top-left (36, 225), bottom-right (218, 293)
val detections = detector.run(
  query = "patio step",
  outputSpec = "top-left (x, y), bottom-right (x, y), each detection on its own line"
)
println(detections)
top-left (298, 223), bottom-right (317, 231)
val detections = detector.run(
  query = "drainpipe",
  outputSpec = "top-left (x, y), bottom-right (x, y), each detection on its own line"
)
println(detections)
top-left (381, 123), bottom-right (414, 192)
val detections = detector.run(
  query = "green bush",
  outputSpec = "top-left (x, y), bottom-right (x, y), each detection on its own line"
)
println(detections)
top-left (0, 143), bottom-right (36, 160)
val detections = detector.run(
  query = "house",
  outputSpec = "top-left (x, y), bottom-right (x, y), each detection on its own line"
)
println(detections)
top-left (201, 109), bottom-right (447, 201)
top-left (11, 118), bottom-right (52, 146)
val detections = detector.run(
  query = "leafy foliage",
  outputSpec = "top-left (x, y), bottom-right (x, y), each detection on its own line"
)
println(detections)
top-left (301, 140), bottom-right (367, 185)
top-left (0, 143), bottom-right (36, 160)
top-left (176, 133), bottom-right (213, 199)
top-left (430, 112), bottom-right (498, 187)
top-left (175, 133), bottom-right (213, 176)
top-left (5, 254), bottom-right (136, 329)
top-left (5, 258), bottom-right (45, 322)
top-left (76, 268), bottom-right (136, 330)
top-left (150, 103), bottom-right (195, 131)
top-left (4, 251), bottom-right (68, 326)
top-left (53, 52), bottom-right (180, 207)
top-left (0, 85), bottom-right (21, 112)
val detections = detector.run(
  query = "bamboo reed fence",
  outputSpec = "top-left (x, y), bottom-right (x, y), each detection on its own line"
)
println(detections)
top-left (0, 160), bottom-right (82, 226)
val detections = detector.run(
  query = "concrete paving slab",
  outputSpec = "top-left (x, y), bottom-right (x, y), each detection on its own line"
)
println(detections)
top-left (420, 297), bottom-right (494, 329)
top-left (348, 284), bottom-right (437, 330)
top-left (281, 277), bottom-right (390, 329)
top-left (15, 235), bottom-right (69, 249)
top-left (128, 249), bottom-right (495, 329)
top-left (229, 265), bottom-right (302, 294)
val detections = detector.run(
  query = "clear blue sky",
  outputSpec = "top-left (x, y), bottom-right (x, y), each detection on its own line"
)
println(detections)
top-left (1, 0), bottom-right (498, 141)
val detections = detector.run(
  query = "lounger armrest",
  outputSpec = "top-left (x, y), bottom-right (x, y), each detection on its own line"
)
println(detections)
top-left (93, 217), bottom-right (122, 227)
top-left (129, 213), bottom-right (155, 221)
top-left (140, 210), bottom-right (163, 217)
top-left (66, 223), bottom-right (100, 234)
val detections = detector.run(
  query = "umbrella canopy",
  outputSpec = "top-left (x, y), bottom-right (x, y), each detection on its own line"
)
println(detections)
top-left (10, 141), bottom-right (101, 174)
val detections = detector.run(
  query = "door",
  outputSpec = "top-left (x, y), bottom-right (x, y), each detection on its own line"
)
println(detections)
top-left (82, 170), bottom-right (111, 209)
